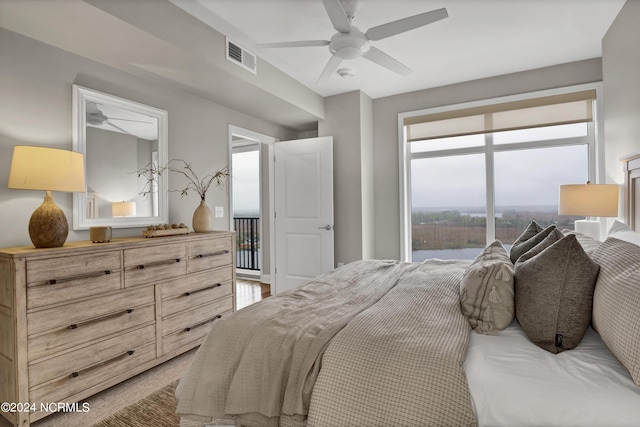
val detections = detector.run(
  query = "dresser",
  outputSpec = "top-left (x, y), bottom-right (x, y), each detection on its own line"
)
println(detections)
top-left (0, 231), bottom-right (235, 426)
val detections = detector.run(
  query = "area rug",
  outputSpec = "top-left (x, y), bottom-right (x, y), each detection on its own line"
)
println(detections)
top-left (91, 381), bottom-right (179, 427)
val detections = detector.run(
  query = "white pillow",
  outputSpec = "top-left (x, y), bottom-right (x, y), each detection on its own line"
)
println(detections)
top-left (460, 240), bottom-right (514, 335)
top-left (607, 220), bottom-right (640, 246)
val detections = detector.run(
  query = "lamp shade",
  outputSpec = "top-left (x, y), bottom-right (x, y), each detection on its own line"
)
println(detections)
top-left (112, 201), bottom-right (136, 217)
top-left (8, 146), bottom-right (85, 192)
top-left (558, 183), bottom-right (619, 217)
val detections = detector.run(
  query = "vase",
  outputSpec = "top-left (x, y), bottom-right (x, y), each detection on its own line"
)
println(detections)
top-left (192, 200), bottom-right (214, 232)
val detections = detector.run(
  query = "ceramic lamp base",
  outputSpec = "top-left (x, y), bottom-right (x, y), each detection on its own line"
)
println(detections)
top-left (28, 191), bottom-right (69, 248)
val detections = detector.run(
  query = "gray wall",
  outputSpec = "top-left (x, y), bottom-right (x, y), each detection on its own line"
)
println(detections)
top-left (0, 28), bottom-right (297, 248)
top-left (371, 59), bottom-right (604, 260)
top-left (603, 0), bottom-right (640, 224)
top-left (319, 91), bottom-right (375, 266)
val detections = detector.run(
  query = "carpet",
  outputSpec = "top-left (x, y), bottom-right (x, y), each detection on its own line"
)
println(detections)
top-left (91, 381), bottom-right (179, 427)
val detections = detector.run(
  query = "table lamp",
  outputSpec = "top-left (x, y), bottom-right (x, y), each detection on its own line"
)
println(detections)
top-left (8, 146), bottom-right (85, 248)
top-left (558, 182), bottom-right (619, 241)
top-left (112, 201), bottom-right (136, 217)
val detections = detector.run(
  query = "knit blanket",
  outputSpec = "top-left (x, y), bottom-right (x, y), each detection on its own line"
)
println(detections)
top-left (176, 259), bottom-right (476, 427)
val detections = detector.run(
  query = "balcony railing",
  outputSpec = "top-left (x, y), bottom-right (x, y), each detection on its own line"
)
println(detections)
top-left (234, 217), bottom-right (260, 271)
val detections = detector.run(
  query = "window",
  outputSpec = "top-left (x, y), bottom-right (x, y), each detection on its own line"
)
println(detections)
top-left (401, 86), bottom-right (599, 261)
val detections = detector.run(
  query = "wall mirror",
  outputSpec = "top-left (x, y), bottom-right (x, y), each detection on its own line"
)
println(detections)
top-left (72, 85), bottom-right (168, 229)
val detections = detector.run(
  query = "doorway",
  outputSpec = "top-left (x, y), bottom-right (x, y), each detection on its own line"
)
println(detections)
top-left (228, 125), bottom-right (276, 283)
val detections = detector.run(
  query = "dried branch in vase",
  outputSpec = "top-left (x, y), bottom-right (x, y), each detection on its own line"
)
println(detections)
top-left (135, 159), bottom-right (230, 201)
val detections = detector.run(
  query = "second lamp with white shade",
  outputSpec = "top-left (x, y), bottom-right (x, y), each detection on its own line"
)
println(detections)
top-left (112, 201), bottom-right (137, 217)
top-left (558, 182), bottom-right (619, 240)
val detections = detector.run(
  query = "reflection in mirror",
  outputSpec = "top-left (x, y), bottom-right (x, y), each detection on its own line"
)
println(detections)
top-left (72, 85), bottom-right (168, 229)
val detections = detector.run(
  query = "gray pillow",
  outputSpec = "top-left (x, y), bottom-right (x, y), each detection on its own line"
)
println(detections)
top-left (510, 223), bottom-right (563, 263)
top-left (561, 229), bottom-right (602, 257)
top-left (592, 237), bottom-right (640, 386)
top-left (514, 234), bottom-right (600, 353)
top-left (460, 240), bottom-right (514, 335)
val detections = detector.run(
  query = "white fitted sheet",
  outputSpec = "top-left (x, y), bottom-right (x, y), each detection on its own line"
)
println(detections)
top-left (463, 320), bottom-right (640, 427)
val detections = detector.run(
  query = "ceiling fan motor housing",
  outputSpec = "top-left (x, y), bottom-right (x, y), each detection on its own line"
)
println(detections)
top-left (329, 28), bottom-right (370, 59)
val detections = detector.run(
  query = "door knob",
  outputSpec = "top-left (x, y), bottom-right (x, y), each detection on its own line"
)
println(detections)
top-left (317, 224), bottom-right (333, 230)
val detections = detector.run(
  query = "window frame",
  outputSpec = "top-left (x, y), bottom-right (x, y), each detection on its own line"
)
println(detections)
top-left (398, 83), bottom-right (604, 262)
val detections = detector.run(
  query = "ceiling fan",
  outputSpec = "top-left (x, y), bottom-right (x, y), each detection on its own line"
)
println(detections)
top-left (259, 0), bottom-right (448, 84)
top-left (86, 101), bottom-right (152, 135)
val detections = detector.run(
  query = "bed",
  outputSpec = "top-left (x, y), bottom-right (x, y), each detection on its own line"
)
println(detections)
top-left (176, 153), bottom-right (640, 427)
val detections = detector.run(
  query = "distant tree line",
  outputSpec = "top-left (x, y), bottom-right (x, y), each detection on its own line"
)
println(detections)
top-left (411, 209), bottom-right (580, 251)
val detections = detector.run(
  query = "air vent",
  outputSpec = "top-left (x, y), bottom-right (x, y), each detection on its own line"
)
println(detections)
top-left (226, 38), bottom-right (257, 74)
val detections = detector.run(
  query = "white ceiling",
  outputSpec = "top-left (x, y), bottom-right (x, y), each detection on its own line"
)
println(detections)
top-left (172, 0), bottom-right (626, 99)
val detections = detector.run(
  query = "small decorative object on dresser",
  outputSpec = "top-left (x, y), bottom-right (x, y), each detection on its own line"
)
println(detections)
top-left (89, 226), bottom-right (112, 243)
top-left (143, 223), bottom-right (189, 237)
top-left (135, 159), bottom-right (230, 233)
top-left (0, 231), bottom-right (235, 427)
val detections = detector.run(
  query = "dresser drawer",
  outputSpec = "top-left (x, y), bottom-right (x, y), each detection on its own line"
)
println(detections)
top-left (162, 309), bottom-right (230, 355)
top-left (162, 295), bottom-right (233, 337)
top-left (188, 238), bottom-right (232, 273)
top-left (27, 286), bottom-right (155, 361)
top-left (161, 266), bottom-right (232, 313)
top-left (163, 281), bottom-right (232, 318)
top-left (28, 324), bottom-right (155, 388)
top-left (124, 243), bottom-right (187, 287)
top-left (26, 252), bottom-right (122, 309)
top-left (29, 341), bottom-right (156, 406)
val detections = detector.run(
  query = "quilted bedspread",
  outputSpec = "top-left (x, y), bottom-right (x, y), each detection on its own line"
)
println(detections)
top-left (176, 259), bottom-right (476, 427)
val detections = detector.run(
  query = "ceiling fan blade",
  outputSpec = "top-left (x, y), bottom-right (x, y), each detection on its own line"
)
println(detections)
top-left (108, 117), bottom-right (154, 123)
top-left (363, 46), bottom-right (411, 76)
top-left (259, 40), bottom-right (330, 49)
top-left (365, 8), bottom-right (448, 41)
top-left (317, 55), bottom-right (343, 84)
top-left (105, 121), bottom-right (132, 135)
top-left (322, 0), bottom-right (351, 33)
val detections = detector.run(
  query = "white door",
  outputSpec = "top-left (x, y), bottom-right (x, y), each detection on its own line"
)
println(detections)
top-left (273, 137), bottom-right (334, 294)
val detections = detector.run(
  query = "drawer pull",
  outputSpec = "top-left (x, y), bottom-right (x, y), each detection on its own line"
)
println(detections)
top-left (184, 283), bottom-right (222, 297)
top-left (68, 308), bottom-right (134, 330)
top-left (70, 350), bottom-right (135, 378)
top-left (135, 258), bottom-right (181, 270)
top-left (45, 270), bottom-right (113, 286)
top-left (184, 314), bottom-right (222, 332)
top-left (193, 250), bottom-right (230, 259)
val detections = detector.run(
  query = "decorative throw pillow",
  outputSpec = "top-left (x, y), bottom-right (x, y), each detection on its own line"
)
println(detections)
top-left (607, 220), bottom-right (640, 246)
top-left (592, 237), bottom-right (640, 386)
top-left (509, 222), bottom-right (563, 263)
top-left (460, 240), bottom-right (515, 335)
top-left (561, 229), bottom-right (602, 257)
top-left (514, 234), bottom-right (600, 354)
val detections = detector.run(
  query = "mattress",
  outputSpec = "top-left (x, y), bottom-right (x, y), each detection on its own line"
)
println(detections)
top-left (463, 320), bottom-right (640, 427)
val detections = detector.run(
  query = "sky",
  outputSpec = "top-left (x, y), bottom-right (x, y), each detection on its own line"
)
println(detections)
top-left (230, 126), bottom-right (590, 215)
top-left (410, 125), bottom-right (590, 210)
top-left (232, 150), bottom-right (260, 214)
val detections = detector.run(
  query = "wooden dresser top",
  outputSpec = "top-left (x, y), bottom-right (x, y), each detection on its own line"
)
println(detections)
top-left (0, 231), bottom-right (234, 259)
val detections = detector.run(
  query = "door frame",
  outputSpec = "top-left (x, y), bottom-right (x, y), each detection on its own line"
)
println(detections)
top-left (228, 125), bottom-right (278, 285)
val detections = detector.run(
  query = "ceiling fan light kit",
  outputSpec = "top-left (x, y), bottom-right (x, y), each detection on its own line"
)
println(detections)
top-left (330, 28), bottom-right (370, 59)
top-left (259, 0), bottom-right (448, 84)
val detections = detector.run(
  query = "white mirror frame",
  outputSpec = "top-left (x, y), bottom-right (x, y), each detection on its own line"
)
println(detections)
top-left (72, 85), bottom-right (169, 229)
